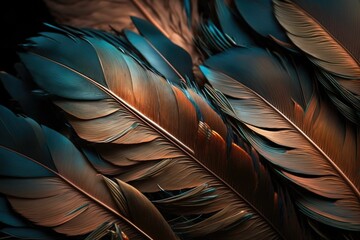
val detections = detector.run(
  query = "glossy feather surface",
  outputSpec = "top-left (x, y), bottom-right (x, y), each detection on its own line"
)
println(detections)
top-left (0, 0), bottom-right (359, 239)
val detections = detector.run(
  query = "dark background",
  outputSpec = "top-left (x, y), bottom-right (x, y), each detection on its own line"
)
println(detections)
top-left (0, 0), bottom-right (53, 73)
top-left (0, 0), bottom-right (53, 105)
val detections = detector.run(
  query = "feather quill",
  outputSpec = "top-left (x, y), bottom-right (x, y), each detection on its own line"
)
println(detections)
top-left (202, 47), bottom-right (360, 231)
top-left (0, 105), bottom-right (177, 240)
top-left (273, 0), bottom-right (360, 123)
top-left (18, 26), bottom-right (307, 239)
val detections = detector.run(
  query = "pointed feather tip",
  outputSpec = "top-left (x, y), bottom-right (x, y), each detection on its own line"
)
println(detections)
top-left (130, 16), bottom-right (145, 25)
top-left (123, 29), bottom-right (139, 42)
top-left (131, 16), bottom-right (155, 31)
top-left (130, 15), bottom-right (168, 38)
top-left (199, 65), bottom-right (224, 86)
top-left (199, 65), bottom-right (211, 77)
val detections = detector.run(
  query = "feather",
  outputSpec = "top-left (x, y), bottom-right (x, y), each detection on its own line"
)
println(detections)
top-left (0, 196), bottom-right (59, 239)
top-left (202, 47), bottom-right (360, 231)
top-left (214, 0), bottom-right (255, 47)
top-left (193, 19), bottom-right (236, 59)
top-left (316, 71), bottom-right (360, 124)
top-left (17, 26), bottom-right (308, 239)
top-left (273, 0), bottom-right (360, 123)
top-left (1, 227), bottom-right (55, 240)
top-left (0, 106), bottom-right (177, 240)
top-left (130, 17), bottom-right (194, 83)
top-left (234, 0), bottom-right (291, 46)
top-left (43, 0), bottom-right (201, 64)
top-left (0, 71), bottom-right (69, 134)
top-left (273, 0), bottom-right (360, 79)
top-left (0, 71), bottom-right (47, 122)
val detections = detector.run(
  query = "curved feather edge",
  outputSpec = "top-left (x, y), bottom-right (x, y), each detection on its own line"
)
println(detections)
top-left (273, 0), bottom-right (360, 79)
top-left (194, 19), bottom-right (237, 58)
top-left (214, 0), bottom-right (255, 47)
top-left (273, 0), bottom-right (360, 124)
top-left (0, 195), bottom-right (59, 240)
top-left (315, 70), bottom-right (360, 124)
top-left (201, 64), bottom-right (360, 231)
top-left (0, 105), bottom-right (177, 240)
top-left (17, 26), bottom-right (309, 239)
top-left (43, 0), bottom-right (201, 65)
top-left (130, 17), bottom-right (194, 84)
top-left (234, 0), bottom-right (291, 45)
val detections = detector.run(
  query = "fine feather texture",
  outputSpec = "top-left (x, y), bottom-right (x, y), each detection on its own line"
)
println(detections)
top-left (273, 0), bottom-right (360, 123)
top-left (43, 0), bottom-right (201, 65)
top-left (0, 106), bottom-right (177, 240)
top-left (273, 0), bottom-right (360, 78)
top-left (315, 71), bottom-right (360, 124)
top-left (1, 1), bottom-right (359, 238)
top-left (0, 196), bottom-right (59, 239)
top-left (17, 26), bottom-right (308, 239)
top-left (202, 47), bottom-right (360, 231)
top-left (195, 19), bottom-right (237, 57)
